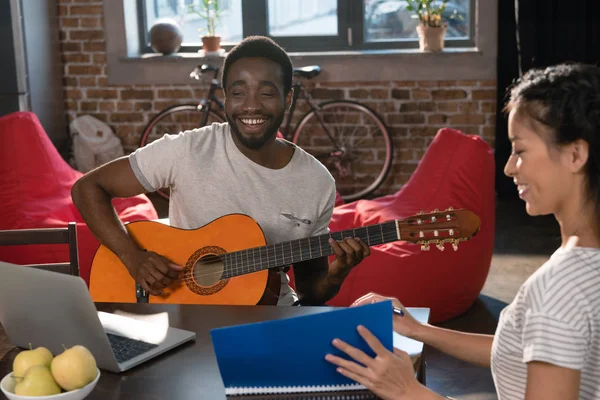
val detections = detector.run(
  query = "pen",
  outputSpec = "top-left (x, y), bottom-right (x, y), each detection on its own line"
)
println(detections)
top-left (393, 306), bottom-right (404, 317)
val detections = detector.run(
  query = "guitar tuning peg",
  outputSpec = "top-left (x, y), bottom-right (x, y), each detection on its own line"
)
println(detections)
top-left (417, 210), bottom-right (424, 215)
top-left (420, 242), bottom-right (430, 251)
top-left (432, 208), bottom-right (439, 213)
top-left (451, 240), bottom-right (459, 251)
top-left (446, 206), bottom-right (454, 211)
top-left (436, 241), bottom-right (445, 251)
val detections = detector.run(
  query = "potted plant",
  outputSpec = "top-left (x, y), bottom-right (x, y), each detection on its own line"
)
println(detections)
top-left (404, 0), bottom-right (460, 52)
top-left (188, 0), bottom-right (224, 53)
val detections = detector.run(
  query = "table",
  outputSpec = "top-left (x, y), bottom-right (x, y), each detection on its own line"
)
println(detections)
top-left (0, 304), bottom-right (425, 399)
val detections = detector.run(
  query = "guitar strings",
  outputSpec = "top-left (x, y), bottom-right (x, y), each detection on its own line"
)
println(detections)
top-left (170, 231), bottom-right (402, 285)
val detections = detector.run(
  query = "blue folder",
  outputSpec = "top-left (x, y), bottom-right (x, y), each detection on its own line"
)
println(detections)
top-left (210, 301), bottom-right (393, 396)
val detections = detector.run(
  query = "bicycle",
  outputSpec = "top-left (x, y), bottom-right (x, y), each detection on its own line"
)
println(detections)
top-left (139, 64), bottom-right (393, 202)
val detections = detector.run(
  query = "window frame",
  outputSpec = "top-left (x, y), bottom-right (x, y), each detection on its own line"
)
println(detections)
top-left (137, 0), bottom-right (476, 54)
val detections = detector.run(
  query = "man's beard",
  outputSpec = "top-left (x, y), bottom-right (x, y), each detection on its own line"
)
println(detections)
top-left (226, 113), bottom-right (284, 150)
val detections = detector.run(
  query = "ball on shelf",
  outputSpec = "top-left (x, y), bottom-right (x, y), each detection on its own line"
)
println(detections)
top-left (149, 19), bottom-right (183, 55)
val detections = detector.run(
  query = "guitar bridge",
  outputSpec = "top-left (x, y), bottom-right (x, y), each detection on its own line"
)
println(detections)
top-left (136, 284), bottom-right (149, 303)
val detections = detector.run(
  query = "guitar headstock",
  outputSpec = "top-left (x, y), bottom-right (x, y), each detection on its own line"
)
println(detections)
top-left (397, 207), bottom-right (481, 251)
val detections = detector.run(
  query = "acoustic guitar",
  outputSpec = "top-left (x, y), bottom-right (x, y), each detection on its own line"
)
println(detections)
top-left (89, 207), bottom-right (480, 305)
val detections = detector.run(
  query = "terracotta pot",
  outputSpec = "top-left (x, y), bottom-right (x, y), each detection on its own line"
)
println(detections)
top-left (416, 24), bottom-right (447, 52)
top-left (202, 36), bottom-right (221, 52)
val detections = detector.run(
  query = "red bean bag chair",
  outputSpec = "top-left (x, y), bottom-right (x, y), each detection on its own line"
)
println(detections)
top-left (0, 112), bottom-right (158, 285)
top-left (290, 128), bottom-right (495, 323)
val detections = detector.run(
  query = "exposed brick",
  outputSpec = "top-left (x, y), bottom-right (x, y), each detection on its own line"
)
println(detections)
top-left (399, 102), bottom-right (418, 113)
top-left (428, 114), bottom-right (449, 124)
top-left (431, 90), bottom-right (467, 100)
top-left (68, 65), bottom-right (102, 75)
top-left (87, 89), bottom-right (118, 99)
top-left (311, 88), bottom-right (344, 99)
top-left (80, 101), bottom-right (97, 112)
top-left (437, 102), bottom-right (458, 112)
top-left (70, 5), bottom-right (103, 15)
top-left (61, 42), bottom-right (81, 52)
top-left (418, 102), bottom-right (435, 112)
top-left (370, 89), bottom-right (389, 99)
top-left (69, 30), bottom-right (104, 41)
top-left (418, 81), bottom-right (439, 87)
top-left (61, 18), bottom-right (79, 28)
top-left (438, 80), bottom-right (458, 87)
top-left (391, 89), bottom-right (410, 100)
top-left (388, 113), bottom-right (425, 125)
top-left (459, 102), bottom-right (479, 113)
top-left (58, 5), bottom-right (69, 17)
top-left (482, 126), bottom-right (496, 138)
top-left (348, 89), bottom-right (369, 99)
top-left (83, 42), bottom-right (105, 52)
top-left (121, 90), bottom-right (154, 100)
top-left (62, 53), bottom-right (91, 63)
top-left (89, 113), bottom-right (108, 122)
top-left (154, 100), bottom-right (180, 111)
top-left (64, 89), bottom-right (83, 99)
top-left (93, 54), bottom-right (106, 64)
top-left (116, 102), bottom-right (134, 112)
top-left (410, 126), bottom-right (440, 137)
top-left (59, 31), bottom-right (67, 41)
top-left (457, 80), bottom-right (479, 86)
top-left (110, 113), bottom-right (144, 123)
top-left (481, 102), bottom-right (497, 113)
top-left (79, 76), bottom-right (96, 86)
top-left (134, 102), bottom-right (153, 111)
top-left (64, 77), bottom-right (78, 87)
top-left (389, 127), bottom-right (409, 137)
top-left (394, 81), bottom-right (417, 87)
top-left (65, 100), bottom-right (78, 111)
top-left (98, 101), bottom-right (115, 112)
top-left (479, 80), bottom-right (497, 87)
top-left (96, 77), bottom-right (109, 86)
top-left (157, 89), bottom-right (193, 99)
top-left (80, 17), bottom-right (100, 28)
top-left (449, 114), bottom-right (487, 125)
top-left (115, 125), bottom-right (135, 137)
top-left (412, 90), bottom-right (431, 100)
top-left (472, 90), bottom-right (497, 100)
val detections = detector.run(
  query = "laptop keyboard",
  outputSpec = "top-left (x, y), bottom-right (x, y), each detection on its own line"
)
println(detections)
top-left (106, 333), bottom-right (159, 363)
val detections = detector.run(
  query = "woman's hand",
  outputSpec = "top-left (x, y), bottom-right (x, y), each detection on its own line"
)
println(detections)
top-left (352, 292), bottom-right (422, 339)
top-left (325, 325), bottom-right (425, 400)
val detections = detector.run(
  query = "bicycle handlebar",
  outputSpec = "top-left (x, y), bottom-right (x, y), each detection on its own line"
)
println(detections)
top-left (189, 64), bottom-right (220, 81)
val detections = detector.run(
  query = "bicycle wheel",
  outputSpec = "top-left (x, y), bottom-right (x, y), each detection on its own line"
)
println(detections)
top-left (139, 103), bottom-right (225, 199)
top-left (292, 100), bottom-right (393, 202)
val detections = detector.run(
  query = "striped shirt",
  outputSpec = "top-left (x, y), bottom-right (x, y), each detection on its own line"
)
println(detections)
top-left (491, 247), bottom-right (600, 399)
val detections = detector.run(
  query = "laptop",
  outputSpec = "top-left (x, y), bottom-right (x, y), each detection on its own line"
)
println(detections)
top-left (0, 261), bottom-right (196, 373)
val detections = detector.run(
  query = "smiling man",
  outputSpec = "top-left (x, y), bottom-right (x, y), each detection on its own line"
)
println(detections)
top-left (71, 36), bottom-right (370, 306)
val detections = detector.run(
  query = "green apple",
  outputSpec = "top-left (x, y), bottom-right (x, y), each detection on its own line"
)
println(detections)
top-left (14, 365), bottom-right (61, 396)
top-left (51, 345), bottom-right (97, 391)
top-left (12, 345), bottom-right (54, 378)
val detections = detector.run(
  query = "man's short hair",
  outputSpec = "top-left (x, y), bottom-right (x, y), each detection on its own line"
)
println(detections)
top-left (221, 36), bottom-right (293, 94)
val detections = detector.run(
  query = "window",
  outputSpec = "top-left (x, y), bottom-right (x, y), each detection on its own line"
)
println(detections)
top-left (138, 0), bottom-right (475, 53)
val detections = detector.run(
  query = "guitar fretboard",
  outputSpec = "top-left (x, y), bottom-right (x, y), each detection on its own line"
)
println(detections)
top-left (221, 221), bottom-right (398, 279)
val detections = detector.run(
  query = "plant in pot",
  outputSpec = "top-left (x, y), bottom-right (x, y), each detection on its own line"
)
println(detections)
top-left (187, 0), bottom-right (223, 53)
top-left (404, 0), bottom-right (460, 52)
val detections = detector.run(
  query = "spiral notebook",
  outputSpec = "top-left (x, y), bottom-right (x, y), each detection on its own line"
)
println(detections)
top-left (210, 301), bottom-right (394, 396)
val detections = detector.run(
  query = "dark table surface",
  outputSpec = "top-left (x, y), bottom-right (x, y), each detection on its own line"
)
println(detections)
top-left (1, 303), bottom-right (386, 400)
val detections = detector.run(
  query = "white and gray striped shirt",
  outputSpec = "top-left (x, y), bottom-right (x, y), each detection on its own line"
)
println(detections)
top-left (491, 247), bottom-right (600, 399)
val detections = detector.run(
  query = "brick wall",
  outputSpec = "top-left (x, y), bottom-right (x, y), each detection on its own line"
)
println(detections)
top-left (58, 0), bottom-right (497, 196)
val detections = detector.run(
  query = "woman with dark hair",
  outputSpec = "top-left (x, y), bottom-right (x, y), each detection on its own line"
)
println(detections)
top-left (326, 63), bottom-right (600, 400)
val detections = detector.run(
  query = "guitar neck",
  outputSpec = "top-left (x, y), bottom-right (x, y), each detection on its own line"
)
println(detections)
top-left (222, 221), bottom-right (399, 279)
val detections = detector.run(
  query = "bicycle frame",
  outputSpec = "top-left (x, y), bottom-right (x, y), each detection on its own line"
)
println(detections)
top-left (282, 81), bottom-right (342, 152)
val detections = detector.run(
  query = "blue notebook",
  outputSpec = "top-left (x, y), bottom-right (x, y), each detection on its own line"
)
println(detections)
top-left (210, 301), bottom-right (393, 396)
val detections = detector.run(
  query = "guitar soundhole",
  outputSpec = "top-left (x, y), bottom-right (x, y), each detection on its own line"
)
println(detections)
top-left (184, 246), bottom-right (229, 295)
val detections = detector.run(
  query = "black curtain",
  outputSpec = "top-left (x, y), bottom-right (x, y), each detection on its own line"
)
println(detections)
top-left (494, 0), bottom-right (600, 199)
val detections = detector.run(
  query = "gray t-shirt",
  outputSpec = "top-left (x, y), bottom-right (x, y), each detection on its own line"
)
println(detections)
top-left (129, 122), bottom-right (336, 305)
